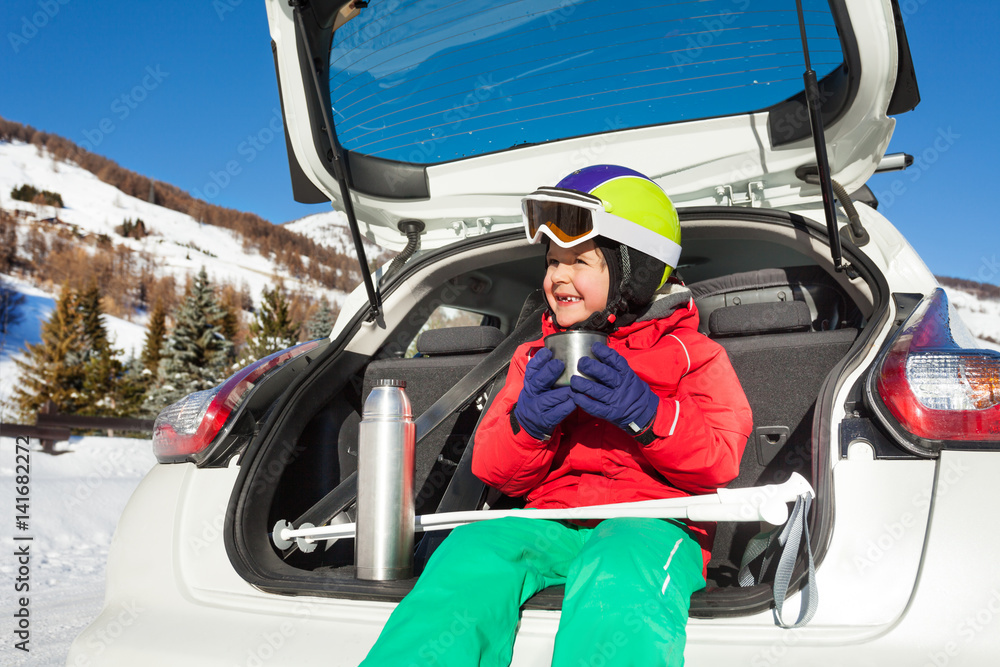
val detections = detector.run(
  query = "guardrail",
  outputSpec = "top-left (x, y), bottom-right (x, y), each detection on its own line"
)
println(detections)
top-left (1, 411), bottom-right (154, 453)
top-left (0, 423), bottom-right (72, 443)
top-left (35, 413), bottom-right (155, 432)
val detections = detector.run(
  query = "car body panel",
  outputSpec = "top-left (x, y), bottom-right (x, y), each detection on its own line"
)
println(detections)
top-left (687, 451), bottom-right (1000, 664)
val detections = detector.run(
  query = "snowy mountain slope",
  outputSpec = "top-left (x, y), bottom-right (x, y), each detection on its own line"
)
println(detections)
top-left (0, 140), bottom-right (347, 308)
top-left (283, 208), bottom-right (387, 264)
top-left (0, 138), bottom-right (360, 418)
top-left (944, 287), bottom-right (1000, 351)
top-left (284, 209), bottom-right (355, 255)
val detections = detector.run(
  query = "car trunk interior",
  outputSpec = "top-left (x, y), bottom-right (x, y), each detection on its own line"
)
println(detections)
top-left (227, 207), bottom-right (884, 617)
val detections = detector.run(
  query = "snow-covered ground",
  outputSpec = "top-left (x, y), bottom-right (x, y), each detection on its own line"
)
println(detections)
top-left (0, 435), bottom-right (156, 666)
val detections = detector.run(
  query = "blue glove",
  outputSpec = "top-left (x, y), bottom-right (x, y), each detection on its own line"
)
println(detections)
top-left (570, 342), bottom-right (659, 436)
top-left (513, 347), bottom-right (576, 440)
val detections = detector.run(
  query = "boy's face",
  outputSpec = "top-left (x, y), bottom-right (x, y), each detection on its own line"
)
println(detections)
top-left (543, 241), bottom-right (610, 328)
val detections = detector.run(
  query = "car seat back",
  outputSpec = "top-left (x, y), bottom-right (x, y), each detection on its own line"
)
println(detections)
top-left (690, 265), bottom-right (857, 336)
top-left (688, 267), bottom-right (858, 587)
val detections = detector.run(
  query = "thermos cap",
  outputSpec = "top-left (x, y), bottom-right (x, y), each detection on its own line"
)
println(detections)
top-left (375, 378), bottom-right (406, 388)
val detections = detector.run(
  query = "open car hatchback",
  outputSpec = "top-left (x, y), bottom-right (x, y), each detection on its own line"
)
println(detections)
top-left (68, 1), bottom-right (1000, 665)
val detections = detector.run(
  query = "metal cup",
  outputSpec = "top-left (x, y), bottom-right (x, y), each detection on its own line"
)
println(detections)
top-left (544, 330), bottom-right (608, 387)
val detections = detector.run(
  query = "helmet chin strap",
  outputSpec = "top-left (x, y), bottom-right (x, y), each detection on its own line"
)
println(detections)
top-left (568, 304), bottom-right (621, 333)
top-left (567, 243), bottom-right (631, 333)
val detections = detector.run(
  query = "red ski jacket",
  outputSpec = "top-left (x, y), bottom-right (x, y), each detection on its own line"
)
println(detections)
top-left (472, 288), bottom-right (753, 564)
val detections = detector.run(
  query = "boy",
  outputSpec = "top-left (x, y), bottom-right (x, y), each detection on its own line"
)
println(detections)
top-left (361, 165), bottom-right (752, 666)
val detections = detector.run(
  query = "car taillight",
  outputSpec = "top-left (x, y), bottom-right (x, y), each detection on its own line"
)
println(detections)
top-left (152, 340), bottom-right (323, 463)
top-left (871, 288), bottom-right (1000, 451)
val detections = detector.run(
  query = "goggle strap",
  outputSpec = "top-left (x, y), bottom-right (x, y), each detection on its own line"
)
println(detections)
top-left (529, 187), bottom-right (603, 207)
top-left (592, 210), bottom-right (682, 268)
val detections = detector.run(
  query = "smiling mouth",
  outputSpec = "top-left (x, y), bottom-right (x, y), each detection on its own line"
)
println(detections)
top-left (555, 295), bottom-right (582, 304)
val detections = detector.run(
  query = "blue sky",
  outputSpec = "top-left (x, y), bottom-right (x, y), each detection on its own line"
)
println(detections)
top-left (1, 0), bottom-right (997, 285)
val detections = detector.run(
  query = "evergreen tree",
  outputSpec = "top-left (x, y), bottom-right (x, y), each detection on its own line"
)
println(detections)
top-left (0, 279), bottom-right (26, 340)
top-left (79, 345), bottom-right (146, 418)
top-left (141, 300), bottom-right (167, 373)
top-left (145, 267), bottom-right (234, 412)
top-left (217, 298), bottom-right (240, 362)
top-left (77, 278), bottom-right (109, 358)
top-left (0, 211), bottom-right (17, 272)
top-left (306, 297), bottom-right (337, 339)
top-left (13, 284), bottom-right (88, 418)
top-left (74, 282), bottom-right (145, 417)
top-left (245, 284), bottom-right (299, 361)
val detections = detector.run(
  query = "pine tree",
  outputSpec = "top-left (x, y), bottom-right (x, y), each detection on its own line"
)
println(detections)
top-left (145, 267), bottom-right (234, 412)
top-left (217, 297), bottom-right (240, 362)
top-left (79, 345), bottom-right (146, 417)
top-left (141, 300), bottom-right (167, 373)
top-left (77, 278), bottom-right (109, 358)
top-left (13, 284), bottom-right (88, 418)
top-left (0, 279), bottom-right (26, 339)
top-left (306, 297), bottom-right (337, 339)
top-left (0, 211), bottom-right (17, 272)
top-left (245, 284), bottom-right (299, 361)
top-left (75, 282), bottom-right (145, 417)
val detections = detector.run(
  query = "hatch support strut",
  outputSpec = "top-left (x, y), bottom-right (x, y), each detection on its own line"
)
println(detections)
top-left (794, 0), bottom-right (848, 273)
top-left (293, 4), bottom-right (382, 320)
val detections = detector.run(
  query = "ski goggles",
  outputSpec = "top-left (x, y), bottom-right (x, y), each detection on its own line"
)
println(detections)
top-left (521, 187), bottom-right (682, 268)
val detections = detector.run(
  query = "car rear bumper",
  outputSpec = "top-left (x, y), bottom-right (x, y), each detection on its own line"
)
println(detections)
top-left (69, 448), bottom-right (1000, 666)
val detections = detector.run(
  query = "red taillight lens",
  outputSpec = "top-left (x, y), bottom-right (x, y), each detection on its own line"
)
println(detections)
top-left (873, 289), bottom-right (1000, 446)
top-left (152, 340), bottom-right (323, 462)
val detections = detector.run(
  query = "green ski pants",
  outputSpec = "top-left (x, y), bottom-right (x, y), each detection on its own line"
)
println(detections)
top-left (360, 516), bottom-right (705, 667)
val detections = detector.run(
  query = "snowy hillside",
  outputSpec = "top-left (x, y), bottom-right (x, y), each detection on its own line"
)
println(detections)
top-left (0, 138), bottom-right (365, 419)
top-left (285, 208), bottom-right (372, 256)
top-left (0, 140), bottom-right (348, 309)
top-left (945, 287), bottom-right (1000, 352)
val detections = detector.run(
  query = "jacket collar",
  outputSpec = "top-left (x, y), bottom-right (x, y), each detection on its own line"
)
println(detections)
top-left (542, 283), bottom-right (698, 347)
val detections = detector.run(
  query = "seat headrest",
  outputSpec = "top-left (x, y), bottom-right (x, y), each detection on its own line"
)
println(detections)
top-left (416, 326), bottom-right (505, 355)
top-left (689, 266), bottom-right (848, 335)
top-left (709, 301), bottom-right (812, 337)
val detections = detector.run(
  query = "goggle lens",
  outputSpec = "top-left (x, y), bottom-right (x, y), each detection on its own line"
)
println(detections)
top-left (525, 200), bottom-right (595, 243)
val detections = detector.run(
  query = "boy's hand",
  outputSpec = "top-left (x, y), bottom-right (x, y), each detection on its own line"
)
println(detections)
top-left (571, 342), bottom-right (658, 436)
top-left (514, 347), bottom-right (576, 440)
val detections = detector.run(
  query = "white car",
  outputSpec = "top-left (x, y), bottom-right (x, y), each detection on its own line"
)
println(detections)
top-left (69, 0), bottom-right (1000, 665)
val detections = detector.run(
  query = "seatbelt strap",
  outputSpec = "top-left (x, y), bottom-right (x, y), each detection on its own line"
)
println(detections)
top-left (738, 493), bottom-right (818, 628)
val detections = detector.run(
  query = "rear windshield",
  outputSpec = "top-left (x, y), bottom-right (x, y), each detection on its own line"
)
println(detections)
top-left (329, 0), bottom-right (845, 164)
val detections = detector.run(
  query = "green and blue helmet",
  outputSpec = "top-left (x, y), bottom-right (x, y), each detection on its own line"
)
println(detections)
top-left (522, 164), bottom-right (682, 330)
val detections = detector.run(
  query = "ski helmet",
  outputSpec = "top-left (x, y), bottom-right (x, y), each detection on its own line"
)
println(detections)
top-left (524, 164), bottom-right (682, 330)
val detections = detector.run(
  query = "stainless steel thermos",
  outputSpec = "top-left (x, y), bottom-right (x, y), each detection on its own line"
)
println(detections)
top-left (355, 378), bottom-right (416, 580)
